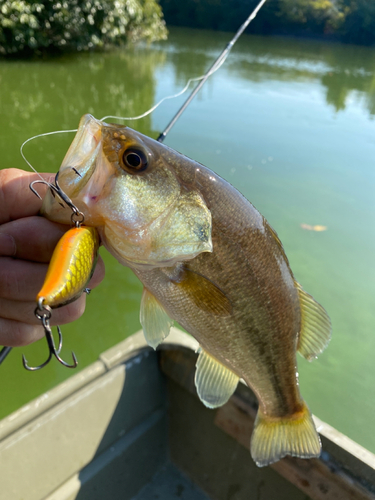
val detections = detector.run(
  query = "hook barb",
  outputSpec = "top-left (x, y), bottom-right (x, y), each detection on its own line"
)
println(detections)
top-left (22, 319), bottom-right (78, 371)
top-left (29, 179), bottom-right (51, 200)
top-left (22, 351), bottom-right (52, 371)
top-left (52, 326), bottom-right (78, 368)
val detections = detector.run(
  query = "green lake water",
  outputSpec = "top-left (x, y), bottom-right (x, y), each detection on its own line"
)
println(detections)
top-left (0, 27), bottom-right (374, 453)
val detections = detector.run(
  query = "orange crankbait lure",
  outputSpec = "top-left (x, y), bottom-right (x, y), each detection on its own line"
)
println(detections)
top-left (37, 226), bottom-right (100, 308)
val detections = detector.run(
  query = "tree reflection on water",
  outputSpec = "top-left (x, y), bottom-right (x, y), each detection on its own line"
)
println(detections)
top-left (154, 28), bottom-right (375, 117)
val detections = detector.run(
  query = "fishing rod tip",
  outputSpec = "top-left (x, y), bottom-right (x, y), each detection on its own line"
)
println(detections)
top-left (156, 132), bottom-right (166, 143)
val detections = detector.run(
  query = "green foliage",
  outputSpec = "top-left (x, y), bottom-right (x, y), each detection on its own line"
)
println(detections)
top-left (338, 0), bottom-right (375, 45)
top-left (278, 0), bottom-right (344, 32)
top-left (0, 0), bottom-right (167, 56)
top-left (160, 0), bottom-right (375, 46)
top-left (159, 0), bottom-right (278, 34)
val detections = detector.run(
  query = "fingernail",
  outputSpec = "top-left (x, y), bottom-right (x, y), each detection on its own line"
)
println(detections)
top-left (0, 233), bottom-right (16, 256)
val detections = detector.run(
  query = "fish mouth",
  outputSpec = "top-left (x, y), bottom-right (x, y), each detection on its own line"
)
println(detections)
top-left (59, 114), bottom-right (102, 195)
top-left (41, 114), bottom-right (103, 224)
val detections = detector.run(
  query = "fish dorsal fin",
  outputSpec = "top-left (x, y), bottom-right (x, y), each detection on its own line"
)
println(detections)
top-left (173, 266), bottom-right (233, 317)
top-left (195, 348), bottom-right (239, 408)
top-left (296, 282), bottom-right (331, 361)
top-left (267, 224), bottom-right (284, 254)
top-left (140, 287), bottom-right (173, 349)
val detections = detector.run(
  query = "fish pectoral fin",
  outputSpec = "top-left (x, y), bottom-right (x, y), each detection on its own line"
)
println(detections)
top-left (195, 348), bottom-right (239, 408)
top-left (151, 190), bottom-right (212, 265)
top-left (296, 282), bottom-right (331, 361)
top-left (251, 402), bottom-right (321, 467)
top-left (175, 267), bottom-right (233, 317)
top-left (140, 287), bottom-right (173, 350)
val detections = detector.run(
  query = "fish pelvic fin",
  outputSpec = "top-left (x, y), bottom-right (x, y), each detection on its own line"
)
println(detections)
top-left (195, 348), bottom-right (239, 408)
top-left (140, 288), bottom-right (173, 350)
top-left (296, 282), bottom-right (332, 361)
top-left (251, 402), bottom-right (321, 467)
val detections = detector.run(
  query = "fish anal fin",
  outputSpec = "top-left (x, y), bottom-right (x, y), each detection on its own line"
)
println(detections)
top-left (175, 267), bottom-right (232, 317)
top-left (195, 349), bottom-right (239, 408)
top-left (140, 287), bottom-right (173, 349)
top-left (251, 402), bottom-right (321, 467)
top-left (296, 282), bottom-right (332, 361)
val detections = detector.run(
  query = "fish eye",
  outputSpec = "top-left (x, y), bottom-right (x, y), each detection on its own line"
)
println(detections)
top-left (122, 148), bottom-right (148, 173)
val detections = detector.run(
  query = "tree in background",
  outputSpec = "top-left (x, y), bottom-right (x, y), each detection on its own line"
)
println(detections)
top-left (159, 0), bottom-right (375, 46)
top-left (278, 0), bottom-right (344, 33)
top-left (338, 0), bottom-right (375, 45)
top-left (0, 0), bottom-right (167, 56)
top-left (279, 0), bottom-right (375, 44)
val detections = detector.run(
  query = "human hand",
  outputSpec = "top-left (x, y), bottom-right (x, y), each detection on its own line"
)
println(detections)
top-left (0, 168), bottom-right (105, 347)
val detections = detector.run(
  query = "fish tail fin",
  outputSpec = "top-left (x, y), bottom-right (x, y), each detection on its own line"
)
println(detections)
top-left (250, 402), bottom-right (321, 467)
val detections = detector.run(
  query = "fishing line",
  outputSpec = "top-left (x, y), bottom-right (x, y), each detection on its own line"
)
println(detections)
top-left (20, 55), bottom-right (227, 173)
top-left (20, 129), bottom-right (78, 185)
top-left (157, 0), bottom-right (268, 142)
top-left (99, 52), bottom-right (229, 123)
top-left (20, 0), bottom-right (267, 175)
top-left (102, 0), bottom-right (268, 134)
top-left (20, 68), bottom-right (223, 173)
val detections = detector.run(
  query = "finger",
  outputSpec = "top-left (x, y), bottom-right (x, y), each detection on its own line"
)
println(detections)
top-left (0, 258), bottom-right (47, 300)
top-left (0, 255), bottom-right (105, 301)
top-left (0, 294), bottom-right (86, 326)
top-left (0, 169), bottom-right (55, 224)
top-left (0, 318), bottom-right (45, 347)
top-left (0, 217), bottom-right (68, 261)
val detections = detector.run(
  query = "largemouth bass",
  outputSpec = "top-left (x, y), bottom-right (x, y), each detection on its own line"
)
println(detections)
top-left (41, 114), bottom-right (331, 467)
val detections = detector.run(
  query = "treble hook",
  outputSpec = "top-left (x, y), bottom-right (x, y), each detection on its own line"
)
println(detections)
top-left (29, 172), bottom-right (85, 227)
top-left (22, 301), bottom-right (78, 371)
